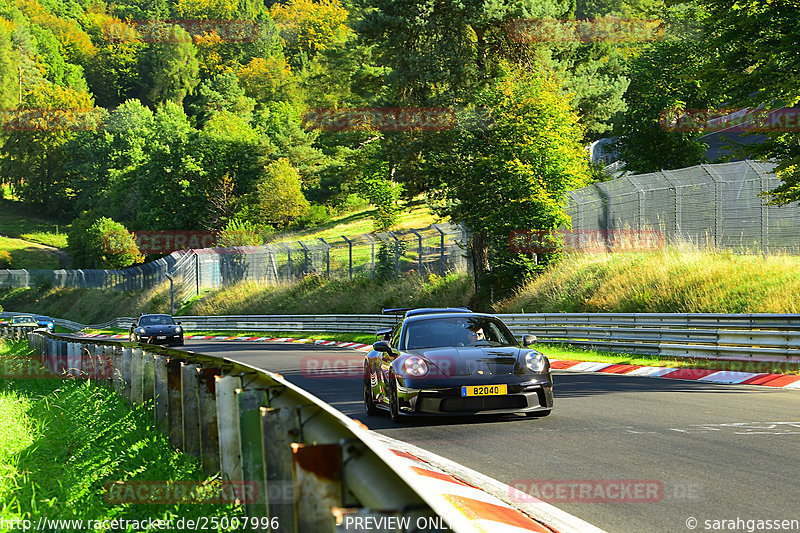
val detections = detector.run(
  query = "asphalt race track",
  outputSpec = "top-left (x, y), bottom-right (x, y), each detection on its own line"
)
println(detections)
top-left (186, 339), bottom-right (800, 533)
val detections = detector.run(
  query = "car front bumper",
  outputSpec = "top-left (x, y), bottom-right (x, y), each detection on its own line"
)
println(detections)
top-left (139, 335), bottom-right (183, 345)
top-left (395, 379), bottom-right (553, 416)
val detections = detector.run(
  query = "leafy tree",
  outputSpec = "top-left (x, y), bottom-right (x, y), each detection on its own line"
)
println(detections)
top-left (137, 24), bottom-right (199, 107)
top-left (187, 71), bottom-right (255, 126)
top-left (216, 218), bottom-right (261, 246)
top-left (251, 158), bottom-right (309, 227)
top-left (611, 38), bottom-right (709, 173)
top-left (0, 25), bottom-right (18, 109)
top-left (68, 215), bottom-right (144, 268)
top-left (270, 0), bottom-right (349, 68)
top-left (238, 55), bottom-right (295, 104)
top-left (429, 65), bottom-right (592, 297)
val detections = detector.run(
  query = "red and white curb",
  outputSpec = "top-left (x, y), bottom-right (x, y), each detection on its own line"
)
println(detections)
top-left (550, 359), bottom-right (800, 389)
top-left (76, 333), bottom-right (800, 389)
top-left (363, 433), bottom-right (605, 533)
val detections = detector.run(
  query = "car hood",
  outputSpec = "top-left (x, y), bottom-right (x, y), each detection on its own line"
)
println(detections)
top-left (405, 345), bottom-right (528, 377)
top-left (139, 325), bottom-right (180, 334)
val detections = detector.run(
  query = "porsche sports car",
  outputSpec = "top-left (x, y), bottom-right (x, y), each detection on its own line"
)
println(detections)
top-left (363, 308), bottom-right (553, 423)
top-left (129, 314), bottom-right (184, 346)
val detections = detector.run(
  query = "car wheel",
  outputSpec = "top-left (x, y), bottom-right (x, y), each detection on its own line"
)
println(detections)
top-left (363, 364), bottom-right (379, 416)
top-left (525, 409), bottom-right (551, 418)
top-left (388, 372), bottom-right (402, 424)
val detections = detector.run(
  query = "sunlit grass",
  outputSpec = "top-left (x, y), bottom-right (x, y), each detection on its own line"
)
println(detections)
top-left (0, 201), bottom-right (69, 249)
top-left (0, 340), bottom-right (241, 527)
top-left (0, 236), bottom-right (61, 269)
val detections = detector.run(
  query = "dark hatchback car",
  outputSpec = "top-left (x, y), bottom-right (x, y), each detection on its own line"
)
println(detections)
top-left (363, 308), bottom-right (553, 423)
top-left (33, 315), bottom-right (55, 333)
top-left (129, 314), bottom-right (184, 346)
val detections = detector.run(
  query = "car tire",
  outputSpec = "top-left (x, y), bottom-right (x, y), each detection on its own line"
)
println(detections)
top-left (526, 409), bottom-right (552, 418)
top-left (363, 364), bottom-right (380, 416)
top-left (388, 372), bottom-right (402, 424)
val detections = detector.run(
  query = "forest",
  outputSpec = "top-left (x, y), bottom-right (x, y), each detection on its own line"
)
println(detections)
top-left (0, 0), bottom-right (797, 292)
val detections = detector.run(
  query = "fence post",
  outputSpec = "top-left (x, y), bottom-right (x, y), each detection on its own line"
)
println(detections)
top-left (154, 355), bottom-right (169, 431)
top-left (388, 232), bottom-right (400, 278)
top-left (341, 236), bottom-right (353, 280)
top-left (216, 375), bottom-right (243, 482)
top-left (121, 347), bottom-right (132, 400)
top-left (318, 238), bottom-right (330, 277)
top-left (131, 348), bottom-right (144, 404)
top-left (281, 243), bottom-right (292, 280)
top-left (410, 229), bottom-right (423, 275)
top-left (433, 225), bottom-right (446, 275)
top-left (298, 241), bottom-right (309, 276)
top-left (293, 444), bottom-right (342, 532)
top-left (142, 351), bottom-right (155, 414)
top-left (181, 363), bottom-right (201, 457)
top-left (363, 234), bottom-right (376, 279)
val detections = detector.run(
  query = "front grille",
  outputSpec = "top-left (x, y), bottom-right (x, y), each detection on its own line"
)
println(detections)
top-left (439, 395), bottom-right (527, 412)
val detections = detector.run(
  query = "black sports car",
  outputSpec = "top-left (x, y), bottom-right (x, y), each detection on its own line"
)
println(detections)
top-left (129, 314), bottom-right (184, 346)
top-left (363, 308), bottom-right (553, 423)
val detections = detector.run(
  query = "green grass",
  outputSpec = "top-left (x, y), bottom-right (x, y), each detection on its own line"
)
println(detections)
top-left (0, 340), bottom-right (240, 530)
top-left (273, 199), bottom-right (443, 244)
top-left (496, 246), bottom-right (800, 314)
top-left (0, 200), bottom-right (69, 249)
top-left (182, 273), bottom-right (474, 316)
top-left (0, 237), bottom-right (61, 269)
top-left (84, 328), bottom-right (377, 345)
top-left (0, 284), bottom-right (171, 325)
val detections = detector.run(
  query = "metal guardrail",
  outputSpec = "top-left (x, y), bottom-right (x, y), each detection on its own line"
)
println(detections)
top-left (5, 330), bottom-right (443, 532)
top-left (6, 311), bottom-right (800, 364)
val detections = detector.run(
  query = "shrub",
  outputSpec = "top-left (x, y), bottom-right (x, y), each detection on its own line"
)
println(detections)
top-left (0, 250), bottom-right (11, 268)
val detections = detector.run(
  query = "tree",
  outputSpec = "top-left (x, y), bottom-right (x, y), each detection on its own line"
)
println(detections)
top-left (137, 25), bottom-right (200, 107)
top-left (611, 38), bottom-right (709, 173)
top-left (429, 65), bottom-right (592, 297)
top-left (216, 218), bottom-right (261, 246)
top-left (252, 158), bottom-right (309, 227)
top-left (270, 0), bottom-right (349, 68)
top-left (68, 215), bottom-right (144, 269)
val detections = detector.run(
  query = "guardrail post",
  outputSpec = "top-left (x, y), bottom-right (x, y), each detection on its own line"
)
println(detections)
top-left (154, 355), bottom-right (169, 431)
top-left (131, 348), bottom-right (144, 405)
top-left (181, 363), bottom-right (201, 457)
top-left (216, 375), bottom-right (243, 482)
top-left (104, 345), bottom-right (115, 385)
top-left (293, 443), bottom-right (342, 532)
top-left (112, 346), bottom-right (122, 392)
top-left (237, 388), bottom-right (268, 516)
top-left (197, 368), bottom-right (221, 475)
top-left (166, 359), bottom-right (184, 449)
top-left (121, 347), bottom-right (132, 400)
top-left (262, 407), bottom-right (299, 533)
top-left (143, 351), bottom-right (156, 412)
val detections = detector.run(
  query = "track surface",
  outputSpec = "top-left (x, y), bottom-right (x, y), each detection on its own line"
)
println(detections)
top-left (187, 339), bottom-right (800, 533)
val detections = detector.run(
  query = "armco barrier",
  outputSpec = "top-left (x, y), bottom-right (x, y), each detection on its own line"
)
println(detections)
top-left (7, 311), bottom-right (800, 365)
top-left (1, 329), bottom-right (590, 533)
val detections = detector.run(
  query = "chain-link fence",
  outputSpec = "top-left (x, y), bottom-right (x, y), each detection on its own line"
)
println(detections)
top-left (567, 160), bottom-right (800, 253)
top-left (0, 223), bottom-right (470, 307)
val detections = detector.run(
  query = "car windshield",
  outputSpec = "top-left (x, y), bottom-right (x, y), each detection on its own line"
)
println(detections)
top-left (12, 316), bottom-right (35, 324)
top-left (140, 315), bottom-right (174, 326)
top-left (402, 316), bottom-right (518, 350)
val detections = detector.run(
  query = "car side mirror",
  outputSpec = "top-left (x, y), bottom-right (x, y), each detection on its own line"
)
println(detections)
top-left (373, 340), bottom-right (395, 354)
top-left (522, 334), bottom-right (537, 347)
top-left (176, 321), bottom-right (182, 325)
top-left (131, 323), bottom-right (137, 328)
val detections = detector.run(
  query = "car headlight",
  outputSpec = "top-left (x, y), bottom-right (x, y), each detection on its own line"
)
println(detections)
top-left (402, 356), bottom-right (429, 377)
top-left (525, 351), bottom-right (549, 373)
top-left (175, 326), bottom-right (182, 333)
top-left (47, 322), bottom-right (54, 330)
top-left (138, 328), bottom-right (146, 335)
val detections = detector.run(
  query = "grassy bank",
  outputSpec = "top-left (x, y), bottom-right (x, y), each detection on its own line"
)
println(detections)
top-left (183, 273), bottom-right (474, 315)
top-left (497, 248), bottom-right (800, 314)
top-left (0, 340), bottom-right (239, 528)
top-left (0, 200), bottom-right (69, 248)
top-left (0, 284), bottom-right (171, 325)
top-left (0, 236), bottom-right (61, 269)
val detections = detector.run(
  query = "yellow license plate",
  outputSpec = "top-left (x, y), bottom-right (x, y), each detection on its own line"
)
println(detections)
top-left (461, 384), bottom-right (508, 397)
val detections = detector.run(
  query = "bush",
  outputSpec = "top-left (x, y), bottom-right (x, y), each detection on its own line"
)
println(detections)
top-left (217, 219), bottom-right (262, 247)
top-left (0, 250), bottom-right (11, 268)
top-left (69, 215), bottom-right (143, 269)
top-left (294, 204), bottom-right (331, 229)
